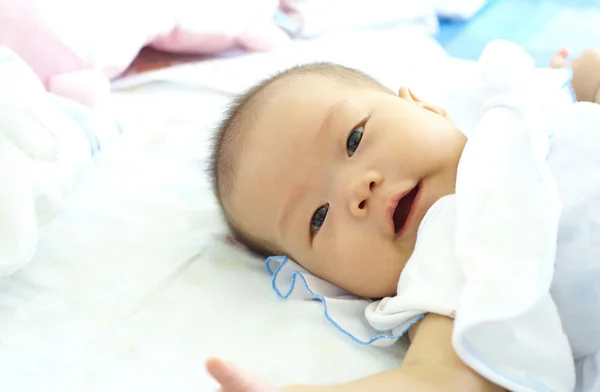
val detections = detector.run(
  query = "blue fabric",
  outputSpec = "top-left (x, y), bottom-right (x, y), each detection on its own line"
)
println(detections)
top-left (437, 0), bottom-right (600, 66)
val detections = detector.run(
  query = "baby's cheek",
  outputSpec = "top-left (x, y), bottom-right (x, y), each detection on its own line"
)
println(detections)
top-left (343, 242), bottom-right (402, 294)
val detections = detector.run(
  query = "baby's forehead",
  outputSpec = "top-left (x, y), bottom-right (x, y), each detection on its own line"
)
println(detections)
top-left (253, 72), bottom-right (358, 115)
top-left (236, 81), bottom-right (325, 163)
top-left (237, 71), bottom-right (383, 163)
top-left (246, 75), bottom-right (325, 123)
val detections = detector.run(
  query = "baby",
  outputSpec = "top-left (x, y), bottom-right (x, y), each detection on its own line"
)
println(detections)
top-left (206, 46), bottom-right (600, 392)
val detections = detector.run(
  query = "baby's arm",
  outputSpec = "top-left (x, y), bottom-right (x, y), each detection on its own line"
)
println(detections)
top-left (551, 48), bottom-right (600, 104)
top-left (324, 314), bottom-right (503, 392)
top-left (207, 314), bottom-right (505, 392)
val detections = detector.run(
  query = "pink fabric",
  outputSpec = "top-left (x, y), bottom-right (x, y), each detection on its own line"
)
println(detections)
top-left (0, 0), bottom-right (288, 106)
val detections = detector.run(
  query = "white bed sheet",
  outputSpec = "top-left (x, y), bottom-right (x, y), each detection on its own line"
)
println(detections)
top-left (0, 31), bottom-right (479, 391)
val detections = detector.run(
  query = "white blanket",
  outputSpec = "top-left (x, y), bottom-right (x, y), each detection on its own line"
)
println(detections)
top-left (3, 32), bottom-right (583, 391)
top-left (0, 47), bottom-right (120, 277)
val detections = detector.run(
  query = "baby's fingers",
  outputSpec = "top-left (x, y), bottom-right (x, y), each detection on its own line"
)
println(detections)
top-left (549, 48), bottom-right (570, 69)
top-left (206, 358), bottom-right (279, 392)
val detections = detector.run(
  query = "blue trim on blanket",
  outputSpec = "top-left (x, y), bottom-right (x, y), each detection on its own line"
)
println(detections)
top-left (265, 255), bottom-right (423, 345)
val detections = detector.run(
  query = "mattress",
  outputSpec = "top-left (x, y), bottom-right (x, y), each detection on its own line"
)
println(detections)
top-left (0, 30), bottom-right (482, 391)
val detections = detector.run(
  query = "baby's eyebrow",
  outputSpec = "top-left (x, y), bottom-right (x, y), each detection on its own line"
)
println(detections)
top-left (319, 100), bottom-right (348, 136)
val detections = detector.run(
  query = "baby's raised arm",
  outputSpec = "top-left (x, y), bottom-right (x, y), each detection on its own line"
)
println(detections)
top-left (551, 48), bottom-right (600, 104)
top-left (207, 314), bottom-right (504, 392)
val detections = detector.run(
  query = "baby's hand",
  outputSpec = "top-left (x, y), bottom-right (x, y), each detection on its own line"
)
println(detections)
top-left (206, 358), bottom-right (280, 392)
top-left (550, 48), bottom-right (600, 103)
top-left (206, 358), bottom-right (318, 392)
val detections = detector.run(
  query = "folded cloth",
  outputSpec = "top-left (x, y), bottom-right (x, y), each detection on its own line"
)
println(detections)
top-left (0, 47), bottom-right (121, 277)
top-left (280, 0), bottom-right (438, 38)
top-left (432, 0), bottom-right (488, 20)
top-left (267, 40), bottom-right (582, 392)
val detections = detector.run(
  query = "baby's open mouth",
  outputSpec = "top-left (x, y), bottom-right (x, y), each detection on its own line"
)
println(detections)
top-left (393, 183), bottom-right (420, 236)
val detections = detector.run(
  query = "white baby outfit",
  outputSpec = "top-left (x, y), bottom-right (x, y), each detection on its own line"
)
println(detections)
top-left (267, 41), bottom-right (600, 392)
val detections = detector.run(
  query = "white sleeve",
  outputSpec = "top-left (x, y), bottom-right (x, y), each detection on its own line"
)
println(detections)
top-left (452, 92), bottom-right (574, 391)
top-left (365, 195), bottom-right (463, 335)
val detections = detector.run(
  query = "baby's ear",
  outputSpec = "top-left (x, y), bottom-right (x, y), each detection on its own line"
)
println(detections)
top-left (398, 87), bottom-right (450, 119)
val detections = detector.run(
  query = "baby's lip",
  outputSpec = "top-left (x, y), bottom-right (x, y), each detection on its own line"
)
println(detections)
top-left (388, 183), bottom-right (421, 239)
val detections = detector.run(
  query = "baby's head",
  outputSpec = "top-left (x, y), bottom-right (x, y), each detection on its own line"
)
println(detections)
top-left (210, 63), bottom-right (466, 298)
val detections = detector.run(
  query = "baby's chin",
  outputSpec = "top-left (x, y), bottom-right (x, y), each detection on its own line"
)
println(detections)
top-left (352, 265), bottom-right (406, 298)
top-left (359, 279), bottom-right (399, 299)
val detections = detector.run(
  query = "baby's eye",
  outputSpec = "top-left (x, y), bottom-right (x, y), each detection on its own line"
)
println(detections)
top-left (310, 204), bottom-right (329, 234)
top-left (346, 125), bottom-right (364, 157)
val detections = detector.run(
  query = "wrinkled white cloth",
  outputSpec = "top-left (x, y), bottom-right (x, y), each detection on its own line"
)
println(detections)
top-left (0, 47), bottom-right (121, 277)
top-left (267, 40), bottom-right (600, 391)
top-left (280, 0), bottom-right (439, 38)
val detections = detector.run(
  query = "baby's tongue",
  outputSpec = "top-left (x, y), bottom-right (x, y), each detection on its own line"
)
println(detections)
top-left (394, 186), bottom-right (418, 232)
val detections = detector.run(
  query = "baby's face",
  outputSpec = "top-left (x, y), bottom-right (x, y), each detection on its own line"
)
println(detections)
top-left (228, 74), bottom-right (465, 297)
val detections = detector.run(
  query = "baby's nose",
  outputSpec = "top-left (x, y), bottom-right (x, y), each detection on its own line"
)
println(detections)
top-left (346, 170), bottom-right (383, 218)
